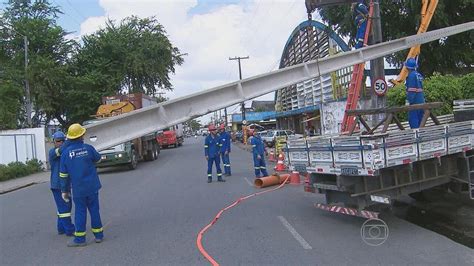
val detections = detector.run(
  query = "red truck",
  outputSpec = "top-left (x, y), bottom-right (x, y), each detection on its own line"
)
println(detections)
top-left (157, 124), bottom-right (184, 148)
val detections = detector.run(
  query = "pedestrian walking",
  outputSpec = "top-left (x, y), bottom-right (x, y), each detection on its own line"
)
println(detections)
top-left (405, 57), bottom-right (426, 128)
top-left (49, 131), bottom-right (75, 236)
top-left (59, 123), bottom-right (104, 247)
top-left (352, 0), bottom-right (369, 49)
top-left (251, 128), bottom-right (269, 178)
top-left (219, 124), bottom-right (232, 176)
top-left (204, 124), bottom-right (225, 183)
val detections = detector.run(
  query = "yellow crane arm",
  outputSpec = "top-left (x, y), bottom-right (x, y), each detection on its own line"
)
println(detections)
top-left (390, 0), bottom-right (438, 86)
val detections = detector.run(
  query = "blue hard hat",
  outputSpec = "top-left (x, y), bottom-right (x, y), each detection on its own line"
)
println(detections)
top-left (405, 58), bottom-right (417, 70)
top-left (52, 131), bottom-right (66, 141)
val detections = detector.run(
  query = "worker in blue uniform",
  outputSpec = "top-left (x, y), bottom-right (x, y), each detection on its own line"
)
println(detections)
top-left (49, 131), bottom-right (75, 236)
top-left (405, 57), bottom-right (426, 128)
top-left (219, 124), bottom-right (232, 176)
top-left (59, 123), bottom-right (104, 247)
top-left (251, 128), bottom-right (269, 178)
top-left (205, 124), bottom-right (225, 183)
top-left (352, 0), bottom-right (369, 49)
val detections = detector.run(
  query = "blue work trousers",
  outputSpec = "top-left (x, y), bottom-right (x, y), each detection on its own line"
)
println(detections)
top-left (51, 189), bottom-right (75, 235)
top-left (72, 192), bottom-right (104, 243)
top-left (253, 155), bottom-right (269, 178)
top-left (355, 21), bottom-right (367, 49)
top-left (207, 156), bottom-right (222, 180)
top-left (407, 92), bottom-right (425, 129)
top-left (221, 153), bottom-right (231, 175)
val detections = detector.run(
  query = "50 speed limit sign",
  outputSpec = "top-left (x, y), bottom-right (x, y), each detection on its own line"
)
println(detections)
top-left (373, 78), bottom-right (387, 96)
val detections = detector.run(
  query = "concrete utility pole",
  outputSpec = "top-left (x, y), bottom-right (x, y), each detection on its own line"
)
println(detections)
top-left (229, 56), bottom-right (249, 142)
top-left (369, 0), bottom-right (386, 125)
top-left (23, 36), bottom-right (32, 127)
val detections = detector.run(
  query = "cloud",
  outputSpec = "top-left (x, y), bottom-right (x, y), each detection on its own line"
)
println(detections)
top-left (79, 0), bottom-right (309, 122)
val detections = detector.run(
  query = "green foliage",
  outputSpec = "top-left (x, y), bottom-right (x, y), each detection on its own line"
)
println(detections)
top-left (318, 0), bottom-right (474, 75)
top-left (387, 73), bottom-right (471, 121)
top-left (75, 16), bottom-right (184, 95)
top-left (186, 119), bottom-right (202, 131)
top-left (0, 159), bottom-right (43, 182)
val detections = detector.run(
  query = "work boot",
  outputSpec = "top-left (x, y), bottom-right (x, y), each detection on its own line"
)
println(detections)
top-left (95, 238), bottom-right (103, 243)
top-left (67, 240), bottom-right (87, 247)
top-left (217, 178), bottom-right (226, 182)
top-left (207, 179), bottom-right (212, 183)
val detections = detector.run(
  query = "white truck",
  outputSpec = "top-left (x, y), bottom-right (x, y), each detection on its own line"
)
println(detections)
top-left (285, 113), bottom-right (474, 218)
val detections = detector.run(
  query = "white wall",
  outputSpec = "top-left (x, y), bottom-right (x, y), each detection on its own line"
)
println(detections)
top-left (0, 128), bottom-right (46, 165)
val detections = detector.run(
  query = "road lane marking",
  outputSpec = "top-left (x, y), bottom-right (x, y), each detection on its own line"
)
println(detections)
top-left (278, 216), bottom-right (312, 250)
top-left (244, 177), bottom-right (254, 187)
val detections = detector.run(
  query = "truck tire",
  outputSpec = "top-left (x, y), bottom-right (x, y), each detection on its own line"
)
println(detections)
top-left (128, 149), bottom-right (138, 170)
top-left (153, 142), bottom-right (159, 160)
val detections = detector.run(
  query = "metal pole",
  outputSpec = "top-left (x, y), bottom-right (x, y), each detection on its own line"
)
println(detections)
top-left (369, 0), bottom-right (386, 126)
top-left (229, 56), bottom-right (249, 143)
top-left (24, 36), bottom-right (32, 127)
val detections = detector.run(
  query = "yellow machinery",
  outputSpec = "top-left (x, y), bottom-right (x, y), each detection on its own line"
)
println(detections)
top-left (95, 101), bottom-right (135, 118)
top-left (390, 0), bottom-right (438, 86)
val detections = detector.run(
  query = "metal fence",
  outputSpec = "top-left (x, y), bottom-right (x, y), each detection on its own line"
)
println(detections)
top-left (0, 134), bottom-right (37, 164)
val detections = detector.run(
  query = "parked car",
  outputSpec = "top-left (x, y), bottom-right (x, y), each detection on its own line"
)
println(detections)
top-left (261, 130), bottom-right (302, 147)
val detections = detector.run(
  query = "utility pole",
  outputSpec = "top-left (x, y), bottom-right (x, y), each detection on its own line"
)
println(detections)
top-left (23, 36), bottom-right (32, 127)
top-left (229, 56), bottom-right (249, 143)
top-left (369, 0), bottom-right (386, 125)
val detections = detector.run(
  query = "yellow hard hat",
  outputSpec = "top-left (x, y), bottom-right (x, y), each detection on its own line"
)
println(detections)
top-left (67, 123), bottom-right (86, 139)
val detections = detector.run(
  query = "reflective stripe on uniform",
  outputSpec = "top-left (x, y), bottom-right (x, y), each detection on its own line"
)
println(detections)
top-left (207, 174), bottom-right (212, 177)
top-left (59, 172), bottom-right (68, 178)
top-left (55, 148), bottom-right (60, 157)
top-left (260, 166), bottom-right (267, 169)
top-left (74, 231), bottom-right (86, 237)
top-left (204, 145), bottom-right (209, 148)
top-left (91, 227), bottom-right (103, 233)
top-left (254, 167), bottom-right (260, 169)
top-left (252, 145), bottom-right (256, 147)
top-left (57, 212), bottom-right (71, 218)
top-left (217, 173), bottom-right (222, 176)
top-left (407, 87), bottom-right (423, 92)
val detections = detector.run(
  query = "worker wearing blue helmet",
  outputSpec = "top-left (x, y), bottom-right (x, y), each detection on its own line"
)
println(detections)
top-left (352, 0), bottom-right (369, 49)
top-left (405, 58), bottom-right (426, 128)
top-left (49, 131), bottom-right (75, 236)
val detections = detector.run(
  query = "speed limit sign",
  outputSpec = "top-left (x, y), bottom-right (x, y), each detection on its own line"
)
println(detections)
top-left (373, 78), bottom-right (387, 96)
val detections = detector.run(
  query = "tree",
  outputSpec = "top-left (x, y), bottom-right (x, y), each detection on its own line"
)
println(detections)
top-left (318, 0), bottom-right (473, 75)
top-left (75, 16), bottom-right (184, 96)
top-left (186, 119), bottom-right (202, 131)
top-left (1, 0), bottom-right (77, 128)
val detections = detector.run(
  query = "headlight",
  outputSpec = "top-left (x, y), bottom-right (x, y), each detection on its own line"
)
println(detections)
top-left (118, 153), bottom-right (123, 158)
top-left (101, 155), bottom-right (106, 160)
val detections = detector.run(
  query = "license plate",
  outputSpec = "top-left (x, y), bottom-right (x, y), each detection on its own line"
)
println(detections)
top-left (341, 166), bottom-right (359, 176)
top-left (294, 164), bottom-right (307, 173)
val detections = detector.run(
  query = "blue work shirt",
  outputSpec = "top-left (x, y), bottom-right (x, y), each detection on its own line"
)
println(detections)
top-left (405, 70), bottom-right (424, 103)
top-left (48, 146), bottom-right (62, 189)
top-left (251, 135), bottom-right (265, 157)
top-left (204, 134), bottom-right (221, 158)
top-left (59, 139), bottom-right (102, 198)
top-left (219, 131), bottom-right (231, 153)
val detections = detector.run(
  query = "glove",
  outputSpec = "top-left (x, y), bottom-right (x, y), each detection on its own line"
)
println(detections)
top-left (61, 192), bottom-right (70, 203)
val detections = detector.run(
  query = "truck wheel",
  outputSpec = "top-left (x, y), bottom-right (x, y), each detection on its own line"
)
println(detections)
top-left (153, 143), bottom-right (159, 160)
top-left (128, 149), bottom-right (138, 170)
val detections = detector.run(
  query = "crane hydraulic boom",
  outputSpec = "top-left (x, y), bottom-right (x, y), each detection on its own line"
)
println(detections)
top-left (83, 22), bottom-right (474, 151)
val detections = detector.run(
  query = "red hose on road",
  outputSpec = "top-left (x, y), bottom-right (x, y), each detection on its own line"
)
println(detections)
top-left (196, 175), bottom-right (290, 265)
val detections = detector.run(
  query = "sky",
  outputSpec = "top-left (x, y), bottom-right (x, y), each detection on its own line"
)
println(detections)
top-left (2, 0), bottom-right (318, 123)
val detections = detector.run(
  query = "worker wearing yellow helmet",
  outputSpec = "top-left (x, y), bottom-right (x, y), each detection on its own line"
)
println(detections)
top-left (59, 123), bottom-right (104, 247)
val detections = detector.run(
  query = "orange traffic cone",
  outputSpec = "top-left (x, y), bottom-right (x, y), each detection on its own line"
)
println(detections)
top-left (269, 149), bottom-right (276, 162)
top-left (290, 171), bottom-right (301, 185)
top-left (274, 153), bottom-right (286, 172)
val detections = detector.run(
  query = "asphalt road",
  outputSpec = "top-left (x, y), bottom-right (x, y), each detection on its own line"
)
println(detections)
top-left (1, 137), bottom-right (473, 265)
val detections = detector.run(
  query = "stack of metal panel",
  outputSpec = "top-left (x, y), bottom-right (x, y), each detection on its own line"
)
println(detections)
top-left (307, 136), bottom-right (334, 173)
top-left (285, 138), bottom-right (309, 172)
top-left (416, 124), bottom-right (447, 160)
top-left (446, 120), bottom-right (474, 154)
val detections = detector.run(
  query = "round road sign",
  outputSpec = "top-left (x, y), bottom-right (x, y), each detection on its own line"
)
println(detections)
top-left (373, 78), bottom-right (387, 96)
top-left (242, 120), bottom-right (247, 125)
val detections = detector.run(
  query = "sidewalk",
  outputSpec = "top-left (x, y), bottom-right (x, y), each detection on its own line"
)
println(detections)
top-left (0, 171), bottom-right (50, 194)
